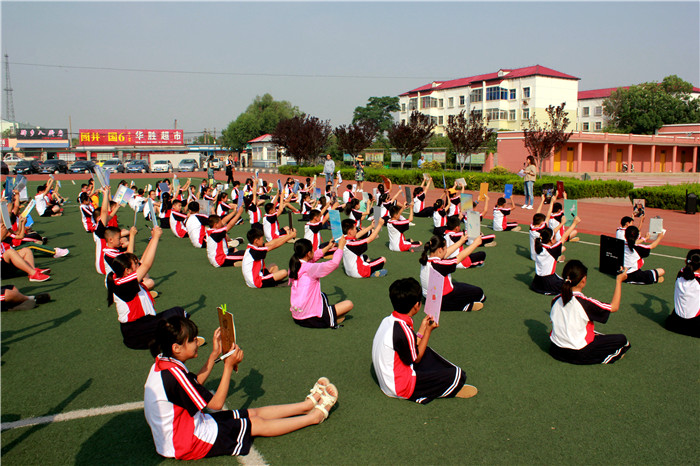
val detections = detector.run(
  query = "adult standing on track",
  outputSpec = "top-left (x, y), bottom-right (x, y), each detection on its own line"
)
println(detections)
top-left (323, 154), bottom-right (335, 186)
top-left (523, 155), bottom-right (537, 209)
top-left (225, 154), bottom-right (235, 184)
top-left (206, 155), bottom-right (215, 181)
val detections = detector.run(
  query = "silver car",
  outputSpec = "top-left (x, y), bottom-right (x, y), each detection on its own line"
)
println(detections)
top-left (178, 159), bottom-right (199, 172)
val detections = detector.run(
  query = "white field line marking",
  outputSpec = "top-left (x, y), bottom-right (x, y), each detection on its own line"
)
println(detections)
top-left (1, 398), bottom-right (268, 465)
top-left (0, 401), bottom-right (143, 431)
top-left (495, 224), bottom-right (685, 260)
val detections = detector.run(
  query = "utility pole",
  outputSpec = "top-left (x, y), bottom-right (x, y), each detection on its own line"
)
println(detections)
top-left (3, 54), bottom-right (16, 123)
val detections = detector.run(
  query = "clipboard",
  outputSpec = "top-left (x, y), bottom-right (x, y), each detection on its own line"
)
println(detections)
top-left (424, 266), bottom-right (444, 324)
top-left (217, 305), bottom-right (237, 373)
top-left (542, 183), bottom-right (554, 204)
top-left (599, 235), bottom-right (625, 275)
top-left (633, 199), bottom-right (645, 218)
top-left (649, 217), bottom-right (663, 240)
top-left (21, 199), bottom-right (36, 218)
top-left (466, 210), bottom-right (481, 239)
top-left (0, 201), bottom-right (11, 228)
top-left (293, 180), bottom-right (300, 194)
top-left (404, 186), bottom-right (412, 203)
top-left (4, 177), bottom-right (14, 199)
top-left (277, 179), bottom-right (283, 195)
top-left (288, 211), bottom-right (294, 229)
top-left (374, 194), bottom-right (383, 226)
top-left (478, 183), bottom-right (488, 202)
top-left (455, 178), bottom-right (466, 188)
top-left (460, 193), bottom-right (473, 212)
top-left (329, 209), bottom-right (342, 240)
top-left (237, 188), bottom-right (244, 208)
top-left (563, 199), bottom-right (577, 226)
top-left (112, 185), bottom-right (128, 204)
top-left (14, 175), bottom-right (27, 195)
top-left (147, 198), bottom-right (158, 229)
top-left (442, 173), bottom-right (447, 189)
top-left (556, 181), bottom-right (565, 198)
top-left (504, 183), bottom-right (513, 199)
top-left (380, 175), bottom-right (391, 192)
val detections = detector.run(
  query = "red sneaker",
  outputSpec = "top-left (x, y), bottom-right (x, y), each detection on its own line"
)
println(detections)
top-left (29, 271), bottom-right (50, 282)
top-left (37, 268), bottom-right (51, 274)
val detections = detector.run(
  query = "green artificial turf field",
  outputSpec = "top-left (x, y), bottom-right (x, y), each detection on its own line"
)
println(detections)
top-left (1, 178), bottom-right (698, 465)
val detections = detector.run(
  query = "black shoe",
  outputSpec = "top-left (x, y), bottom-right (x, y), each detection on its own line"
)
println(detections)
top-left (42, 237), bottom-right (48, 245)
top-left (35, 293), bottom-right (51, 305)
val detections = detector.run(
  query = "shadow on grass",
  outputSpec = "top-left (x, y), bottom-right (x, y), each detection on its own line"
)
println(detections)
top-left (1, 379), bottom-right (93, 456)
top-left (327, 285), bottom-right (348, 301)
top-left (1, 309), bottom-right (82, 348)
top-left (228, 368), bottom-right (265, 410)
top-left (152, 270), bottom-right (178, 289)
top-left (631, 292), bottom-right (670, 326)
top-left (514, 243), bottom-right (531, 260)
top-left (21, 277), bottom-right (79, 295)
top-left (514, 269), bottom-right (534, 288)
top-left (74, 409), bottom-right (161, 466)
top-left (182, 294), bottom-right (207, 316)
top-left (524, 319), bottom-right (550, 354)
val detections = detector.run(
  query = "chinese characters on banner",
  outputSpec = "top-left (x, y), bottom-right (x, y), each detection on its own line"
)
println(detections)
top-left (17, 128), bottom-right (67, 140)
top-left (78, 129), bottom-right (184, 146)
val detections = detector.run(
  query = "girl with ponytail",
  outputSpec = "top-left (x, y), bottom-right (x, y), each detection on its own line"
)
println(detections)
top-left (289, 237), bottom-right (353, 328)
top-left (432, 193), bottom-right (449, 235)
top-left (665, 249), bottom-right (700, 337)
top-left (531, 215), bottom-right (581, 295)
top-left (419, 234), bottom-right (485, 312)
top-left (549, 259), bottom-right (630, 365)
top-left (145, 315), bottom-right (339, 460)
top-left (105, 226), bottom-right (187, 350)
top-left (622, 225), bottom-right (666, 285)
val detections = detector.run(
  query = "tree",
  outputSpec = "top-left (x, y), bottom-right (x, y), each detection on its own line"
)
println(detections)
top-left (603, 76), bottom-right (700, 134)
top-left (334, 119), bottom-right (378, 161)
top-left (221, 94), bottom-right (301, 150)
top-left (387, 111), bottom-right (435, 169)
top-left (271, 115), bottom-right (331, 165)
top-left (445, 110), bottom-right (495, 172)
top-left (353, 96), bottom-right (400, 134)
top-left (523, 103), bottom-right (573, 177)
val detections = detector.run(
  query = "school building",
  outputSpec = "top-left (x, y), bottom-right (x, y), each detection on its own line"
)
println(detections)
top-left (494, 123), bottom-right (700, 174)
top-left (398, 65), bottom-right (580, 135)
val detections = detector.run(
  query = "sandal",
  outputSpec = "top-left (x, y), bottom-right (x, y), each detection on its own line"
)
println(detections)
top-left (306, 377), bottom-right (330, 404)
top-left (313, 383), bottom-right (338, 422)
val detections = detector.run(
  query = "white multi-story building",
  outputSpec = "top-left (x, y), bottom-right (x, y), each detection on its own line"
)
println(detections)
top-left (577, 86), bottom-right (700, 132)
top-left (398, 65), bottom-right (580, 135)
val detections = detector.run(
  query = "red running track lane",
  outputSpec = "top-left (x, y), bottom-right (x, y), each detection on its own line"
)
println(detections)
top-left (21, 171), bottom-right (700, 249)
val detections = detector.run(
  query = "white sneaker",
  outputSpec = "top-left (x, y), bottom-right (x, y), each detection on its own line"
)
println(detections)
top-left (53, 247), bottom-right (70, 258)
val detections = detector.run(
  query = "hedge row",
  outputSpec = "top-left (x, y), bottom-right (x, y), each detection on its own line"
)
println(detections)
top-left (628, 183), bottom-right (700, 211)
top-left (279, 165), bottom-right (633, 200)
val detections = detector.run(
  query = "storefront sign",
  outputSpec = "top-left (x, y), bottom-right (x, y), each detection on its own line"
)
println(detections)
top-left (17, 128), bottom-right (67, 140)
top-left (79, 129), bottom-right (184, 146)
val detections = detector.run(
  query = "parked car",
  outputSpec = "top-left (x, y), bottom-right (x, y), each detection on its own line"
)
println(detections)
top-left (178, 159), bottom-right (199, 172)
top-left (37, 159), bottom-right (69, 174)
top-left (101, 159), bottom-right (125, 173)
top-left (151, 160), bottom-right (173, 173)
top-left (14, 159), bottom-right (41, 175)
top-left (1, 161), bottom-right (8, 175)
top-left (126, 160), bottom-right (150, 173)
top-left (69, 160), bottom-right (97, 174)
top-left (3, 154), bottom-right (23, 163)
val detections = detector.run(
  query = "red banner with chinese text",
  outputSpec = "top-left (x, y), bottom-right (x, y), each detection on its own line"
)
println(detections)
top-left (79, 129), bottom-right (184, 146)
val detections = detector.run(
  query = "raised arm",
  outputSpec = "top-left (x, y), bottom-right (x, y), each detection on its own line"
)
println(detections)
top-left (364, 218), bottom-right (385, 243)
top-left (455, 235), bottom-right (483, 262)
top-left (560, 216), bottom-right (581, 243)
top-left (224, 206), bottom-right (244, 232)
top-left (135, 226), bottom-right (162, 281)
top-left (265, 227), bottom-right (297, 251)
top-left (444, 232), bottom-right (468, 258)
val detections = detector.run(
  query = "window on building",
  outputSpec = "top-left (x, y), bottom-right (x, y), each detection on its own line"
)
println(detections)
top-left (401, 103), bottom-right (406, 112)
top-left (522, 108), bottom-right (530, 120)
top-left (438, 99), bottom-right (444, 108)
top-left (523, 87), bottom-right (531, 98)
top-left (438, 116), bottom-right (443, 125)
top-left (485, 109), bottom-right (508, 120)
top-left (594, 106), bottom-right (603, 116)
top-left (459, 95), bottom-right (466, 106)
top-left (510, 89), bottom-right (516, 100)
top-left (486, 86), bottom-right (509, 101)
top-left (582, 122), bottom-right (589, 131)
top-left (472, 109), bottom-right (483, 120)
top-left (409, 98), bottom-right (417, 111)
top-left (582, 107), bottom-right (589, 117)
top-left (430, 116), bottom-right (438, 125)
top-left (509, 110), bottom-right (516, 120)
top-left (469, 88), bottom-right (482, 103)
top-left (448, 97), bottom-right (454, 108)
top-left (421, 97), bottom-right (438, 109)
top-left (595, 122), bottom-right (602, 131)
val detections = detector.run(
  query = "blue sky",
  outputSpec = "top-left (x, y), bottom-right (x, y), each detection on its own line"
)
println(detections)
top-left (2, 1), bottom-right (698, 138)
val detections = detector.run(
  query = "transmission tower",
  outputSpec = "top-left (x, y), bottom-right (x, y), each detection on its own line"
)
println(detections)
top-left (4, 53), bottom-right (16, 122)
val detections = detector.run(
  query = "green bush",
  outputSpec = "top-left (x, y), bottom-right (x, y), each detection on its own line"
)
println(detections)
top-left (489, 166), bottom-right (511, 175)
top-left (628, 183), bottom-right (699, 211)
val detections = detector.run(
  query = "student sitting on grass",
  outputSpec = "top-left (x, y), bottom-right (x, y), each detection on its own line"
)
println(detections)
top-left (549, 260), bottom-right (630, 365)
top-left (305, 207), bottom-right (336, 253)
top-left (1, 284), bottom-right (50, 311)
top-left (387, 203), bottom-right (421, 252)
top-left (344, 198), bottom-right (372, 230)
top-left (623, 226), bottom-right (665, 285)
top-left (531, 216), bottom-right (581, 295)
top-left (616, 215), bottom-right (646, 241)
top-left (341, 218), bottom-right (387, 278)
top-left (443, 216), bottom-right (487, 268)
top-left (549, 199), bottom-right (579, 244)
top-left (242, 226), bottom-right (296, 289)
top-left (106, 226), bottom-right (185, 350)
top-left (665, 249), bottom-right (700, 338)
top-left (412, 176), bottom-right (433, 218)
top-left (432, 196), bottom-right (449, 235)
top-left (205, 206), bottom-right (246, 268)
top-left (529, 194), bottom-right (557, 260)
top-left (419, 235), bottom-right (484, 312)
top-left (371, 277), bottom-right (477, 404)
top-left (492, 196), bottom-right (521, 232)
top-left (185, 201), bottom-right (209, 249)
top-left (169, 199), bottom-right (188, 239)
top-left (144, 316), bottom-right (338, 460)
top-left (1, 222), bottom-right (50, 282)
top-left (289, 238), bottom-right (353, 328)
top-left (35, 179), bottom-right (62, 217)
top-left (263, 193), bottom-right (292, 242)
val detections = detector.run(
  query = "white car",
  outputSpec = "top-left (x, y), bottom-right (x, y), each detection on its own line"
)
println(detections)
top-left (152, 160), bottom-right (173, 173)
top-left (3, 154), bottom-right (23, 163)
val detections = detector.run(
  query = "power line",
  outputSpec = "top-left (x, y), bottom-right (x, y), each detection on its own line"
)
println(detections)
top-left (9, 60), bottom-right (436, 81)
